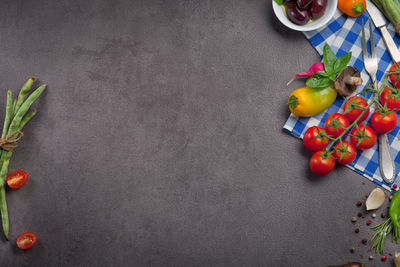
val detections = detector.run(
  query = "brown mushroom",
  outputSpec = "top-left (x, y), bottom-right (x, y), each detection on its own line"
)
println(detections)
top-left (334, 66), bottom-right (363, 96)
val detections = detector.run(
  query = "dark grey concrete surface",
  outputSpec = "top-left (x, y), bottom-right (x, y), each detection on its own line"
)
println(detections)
top-left (0, 0), bottom-right (393, 266)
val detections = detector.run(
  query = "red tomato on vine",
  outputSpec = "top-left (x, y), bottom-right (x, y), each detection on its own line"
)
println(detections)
top-left (309, 151), bottom-right (335, 176)
top-left (389, 62), bottom-right (400, 88)
top-left (343, 96), bottom-right (369, 122)
top-left (371, 107), bottom-right (397, 135)
top-left (303, 126), bottom-right (330, 151)
top-left (324, 113), bottom-right (350, 138)
top-left (333, 141), bottom-right (357, 165)
top-left (380, 86), bottom-right (400, 110)
top-left (350, 125), bottom-right (377, 150)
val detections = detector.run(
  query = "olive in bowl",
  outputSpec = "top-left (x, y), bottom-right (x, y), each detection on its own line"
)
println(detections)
top-left (272, 0), bottom-right (336, 32)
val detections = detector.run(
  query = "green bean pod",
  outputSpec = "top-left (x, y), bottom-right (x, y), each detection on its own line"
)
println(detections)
top-left (2, 91), bottom-right (13, 140)
top-left (13, 77), bottom-right (35, 115)
top-left (8, 84), bottom-right (46, 134)
top-left (390, 191), bottom-right (400, 241)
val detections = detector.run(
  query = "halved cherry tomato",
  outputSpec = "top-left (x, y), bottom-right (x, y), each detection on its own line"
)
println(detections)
top-left (350, 125), bottom-right (377, 150)
top-left (371, 110), bottom-right (397, 134)
top-left (309, 151), bottom-right (335, 176)
top-left (389, 62), bottom-right (400, 88)
top-left (303, 126), bottom-right (330, 151)
top-left (343, 96), bottom-right (369, 122)
top-left (334, 141), bottom-right (357, 165)
top-left (16, 232), bottom-right (37, 250)
top-left (324, 113), bottom-right (350, 138)
top-left (380, 86), bottom-right (400, 110)
top-left (7, 170), bottom-right (28, 189)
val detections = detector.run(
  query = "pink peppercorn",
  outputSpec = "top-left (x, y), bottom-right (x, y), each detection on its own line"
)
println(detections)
top-left (367, 220), bottom-right (372, 225)
top-left (362, 216), bottom-right (365, 219)
top-left (356, 201), bottom-right (362, 207)
top-left (393, 184), bottom-right (398, 189)
top-left (381, 255), bottom-right (387, 261)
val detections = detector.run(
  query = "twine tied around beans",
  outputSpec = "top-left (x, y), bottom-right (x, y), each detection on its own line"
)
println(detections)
top-left (0, 131), bottom-right (24, 151)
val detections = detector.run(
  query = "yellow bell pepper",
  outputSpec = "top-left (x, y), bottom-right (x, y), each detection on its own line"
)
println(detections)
top-left (288, 85), bottom-right (337, 117)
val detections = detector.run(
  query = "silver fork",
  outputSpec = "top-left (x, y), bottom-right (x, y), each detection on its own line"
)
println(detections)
top-left (361, 19), bottom-right (395, 184)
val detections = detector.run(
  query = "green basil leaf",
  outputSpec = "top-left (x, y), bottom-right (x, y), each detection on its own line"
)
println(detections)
top-left (306, 76), bottom-right (331, 88)
top-left (333, 52), bottom-right (352, 74)
top-left (315, 70), bottom-right (329, 77)
top-left (323, 43), bottom-right (337, 74)
top-left (274, 0), bottom-right (284, 4)
top-left (328, 73), bottom-right (337, 81)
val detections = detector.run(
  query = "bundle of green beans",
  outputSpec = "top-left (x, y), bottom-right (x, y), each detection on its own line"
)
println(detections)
top-left (0, 78), bottom-right (46, 239)
top-left (371, 0), bottom-right (400, 35)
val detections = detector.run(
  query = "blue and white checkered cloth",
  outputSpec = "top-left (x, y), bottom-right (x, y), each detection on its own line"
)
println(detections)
top-left (283, 9), bottom-right (400, 191)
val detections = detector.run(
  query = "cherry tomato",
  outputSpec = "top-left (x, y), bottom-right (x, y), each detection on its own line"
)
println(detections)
top-left (333, 141), bottom-right (357, 165)
top-left (350, 125), bottom-right (377, 150)
top-left (303, 126), bottom-right (329, 151)
top-left (343, 96), bottom-right (369, 122)
top-left (309, 151), bottom-right (335, 176)
top-left (371, 110), bottom-right (397, 134)
top-left (389, 62), bottom-right (400, 88)
top-left (324, 113), bottom-right (350, 138)
top-left (16, 232), bottom-right (37, 250)
top-left (7, 170), bottom-right (28, 189)
top-left (380, 86), bottom-right (400, 110)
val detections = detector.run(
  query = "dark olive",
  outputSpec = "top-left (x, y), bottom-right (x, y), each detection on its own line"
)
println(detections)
top-left (296, 0), bottom-right (313, 10)
top-left (310, 0), bottom-right (327, 18)
top-left (287, 2), bottom-right (311, 25)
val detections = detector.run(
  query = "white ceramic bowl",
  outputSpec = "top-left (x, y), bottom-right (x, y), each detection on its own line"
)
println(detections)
top-left (272, 0), bottom-right (337, 32)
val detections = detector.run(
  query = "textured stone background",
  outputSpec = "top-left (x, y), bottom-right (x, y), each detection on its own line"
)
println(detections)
top-left (0, 0), bottom-right (393, 266)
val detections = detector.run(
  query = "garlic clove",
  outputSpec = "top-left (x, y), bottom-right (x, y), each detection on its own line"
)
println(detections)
top-left (366, 188), bottom-right (385, 211)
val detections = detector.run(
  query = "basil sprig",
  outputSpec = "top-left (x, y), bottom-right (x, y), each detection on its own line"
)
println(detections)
top-left (306, 43), bottom-right (352, 88)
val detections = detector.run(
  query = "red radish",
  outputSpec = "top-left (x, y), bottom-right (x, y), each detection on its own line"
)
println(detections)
top-left (287, 62), bottom-right (324, 85)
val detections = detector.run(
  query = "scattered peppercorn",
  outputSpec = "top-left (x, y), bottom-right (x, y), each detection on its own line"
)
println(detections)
top-left (350, 247), bottom-right (355, 253)
top-left (382, 255), bottom-right (387, 261)
top-left (351, 217), bottom-right (357, 222)
top-left (393, 184), bottom-right (398, 189)
top-left (357, 201), bottom-right (362, 207)
top-left (389, 253), bottom-right (393, 256)
top-left (358, 212), bottom-right (362, 217)
top-left (362, 238), bottom-right (367, 244)
top-left (381, 213), bottom-right (386, 218)
top-left (369, 255), bottom-right (373, 260)
top-left (355, 228), bottom-right (359, 233)
top-left (372, 213), bottom-right (376, 218)
top-left (362, 216), bottom-right (365, 219)
top-left (365, 194), bottom-right (368, 198)
top-left (366, 220), bottom-right (372, 225)
top-left (389, 195), bottom-right (393, 201)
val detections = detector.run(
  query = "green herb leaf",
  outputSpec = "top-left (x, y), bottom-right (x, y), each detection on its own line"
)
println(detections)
top-left (323, 43), bottom-right (337, 74)
top-left (328, 73), bottom-right (337, 81)
top-left (315, 70), bottom-right (329, 77)
top-left (306, 75), bottom-right (331, 88)
top-left (333, 52), bottom-right (352, 74)
top-left (274, 0), bottom-right (284, 4)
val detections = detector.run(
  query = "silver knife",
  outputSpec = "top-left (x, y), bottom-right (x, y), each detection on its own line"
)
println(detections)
top-left (367, 0), bottom-right (398, 184)
top-left (367, 0), bottom-right (400, 62)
